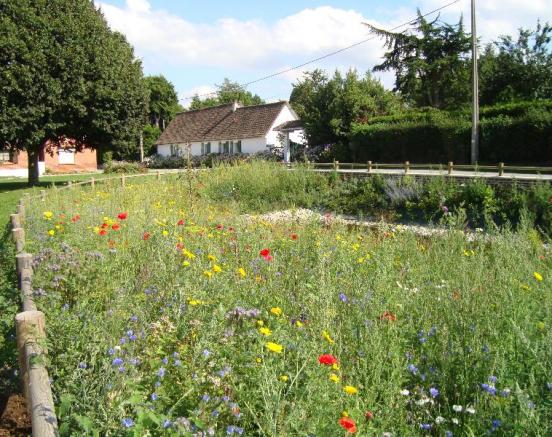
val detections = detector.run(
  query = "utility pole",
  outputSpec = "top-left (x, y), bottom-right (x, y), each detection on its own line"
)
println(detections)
top-left (470, 0), bottom-right (479, 164)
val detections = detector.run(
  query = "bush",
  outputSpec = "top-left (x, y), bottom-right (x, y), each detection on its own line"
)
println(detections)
top-left (103, 160), bottom-right (147, 174)
top-left (348, 100), bottom-right (552, 165)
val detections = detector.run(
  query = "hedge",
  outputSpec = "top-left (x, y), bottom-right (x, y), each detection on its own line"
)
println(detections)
top-left (349, 100), bottom-right (552, 164)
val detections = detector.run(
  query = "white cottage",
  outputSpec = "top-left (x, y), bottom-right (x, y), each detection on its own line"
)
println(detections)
top-left (156, 101), bottom-right (304, 161)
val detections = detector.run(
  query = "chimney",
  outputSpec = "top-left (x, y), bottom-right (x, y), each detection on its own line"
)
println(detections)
top-left (232, 101), bottom-right (241, 112)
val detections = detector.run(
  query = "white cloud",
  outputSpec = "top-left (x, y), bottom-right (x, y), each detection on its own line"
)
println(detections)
top-left (179, 85), bottom-right (217, 108)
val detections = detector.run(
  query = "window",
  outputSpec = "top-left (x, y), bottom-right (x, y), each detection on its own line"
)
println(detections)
top-left (235, 140), bottom-right (242, 154)
top-left (0, 149), bottom-right (10, 162)
top-left (58, 148), bottom-right (75, 164)
top-left (170, 144), bottom-right (179, 156)
top-left (223, 141), bottom-right (229, 154)
top-left (201, 142), bottom-right (211, 155)
top-left (218, 142), bottom-right (223, 154)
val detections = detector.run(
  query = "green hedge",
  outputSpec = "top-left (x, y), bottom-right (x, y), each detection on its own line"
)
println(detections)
top-left (349, 100), bottom-right (552, 164)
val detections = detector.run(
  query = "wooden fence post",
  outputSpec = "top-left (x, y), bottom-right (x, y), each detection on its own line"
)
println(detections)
top-left (10, 213), bottom-right (21, 229)
top-left (498, 162), bottom-right (504, 176)
top-left (121, 174), bottom-right (126, 187)
top-left (17, 203), bottom-right (25, 224)
top-left (12, 228), bottom-right (25, 253)
top-left (16, 253), bottom-right (36, 312)
top-left (40, 190), bottom-right (46, 202)
top-left (15, 310), bottom-right (58, 436)
top-left (156, 171), bottom-right (161, 181)
top-left (90, 177), bottom-right (95, 189)
top-left (67, 181), bottom-right (73, 189)
top-left (367, 161), bottom-right (372, 173)
top-left (448, 161), bottom-right (453, 175)
top-left (404, 161), bottom-right (410, 174)
top-left (333, 160), bottom-right (339, 170)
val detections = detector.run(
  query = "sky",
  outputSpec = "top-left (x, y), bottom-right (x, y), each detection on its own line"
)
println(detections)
top-left (95, 0), bottom-right (552, 107)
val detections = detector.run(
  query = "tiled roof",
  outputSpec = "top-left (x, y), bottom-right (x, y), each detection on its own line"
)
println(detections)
top-left (157, 101), bottom-right (290, 145)
top-left (274, 119), bottom-right (304, 131)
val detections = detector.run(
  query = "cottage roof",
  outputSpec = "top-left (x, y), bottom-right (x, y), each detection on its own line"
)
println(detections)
top-left (156, 101), bottom-right (290, 145)
top-left (274, 119), bottom-right (304, 132)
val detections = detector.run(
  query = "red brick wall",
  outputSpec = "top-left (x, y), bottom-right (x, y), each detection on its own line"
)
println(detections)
top-left (3, 148), bottom-right (98, 173)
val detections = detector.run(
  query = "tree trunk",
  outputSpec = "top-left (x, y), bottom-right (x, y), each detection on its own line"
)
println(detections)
top-left (27, 146), bottom-right (40, 186)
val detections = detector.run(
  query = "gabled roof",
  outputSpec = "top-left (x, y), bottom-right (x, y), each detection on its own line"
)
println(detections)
top-left (157, 101), bottom-right (291, 145)
top-left (274, 119), bottom-right (304, 131)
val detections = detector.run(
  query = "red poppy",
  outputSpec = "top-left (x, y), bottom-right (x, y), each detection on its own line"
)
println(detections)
top-left (117, 212), bottom-right (128, 220)
top-left (365, 411), bottom-right (374, 421)
top-left (260, 248), bottom-right (270, 257)
top-left (112, 223), bottom-right (120, 231)
top-left (228, 227), bottom-right (235, 232)
top-left (216, 224), bottom-right (224, 230)
top-left (99, 229), bottom-right (107, 236)
top-left (71, 215), bottom-right (81, 223)
top-left (177, 219), bottom-right (185, 226)
top-left (176, 243), bottom-right (184, 250)
top-left (318, 354), bottom-right (338, 366)
top-left (291, 234), bottom-right (298, 240)
top-left (379, 311), bottom-right (397, 322)
top-left (142, 232), bottom-right (150, 240)
top-left (101, 223), bottom-right (109, 229)
top-left (339, 417), bottom-right (357, 433)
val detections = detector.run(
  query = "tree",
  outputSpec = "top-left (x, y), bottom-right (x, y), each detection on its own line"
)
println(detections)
top-left (290, 69), bottom-right (402, 146)
top-left (190, 78), bottom-right (264, 109)
top-left (0, 0), bottom-right (148, 184)
top-left (144, 75), bottom-right (182, 130)
top-left (479, 22), bottom-right (552, 105)
top-left (365, 12), bottom-right (471, 109)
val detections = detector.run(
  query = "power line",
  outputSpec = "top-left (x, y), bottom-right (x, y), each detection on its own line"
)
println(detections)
top-left (181, 0), bottom-right (460, 102)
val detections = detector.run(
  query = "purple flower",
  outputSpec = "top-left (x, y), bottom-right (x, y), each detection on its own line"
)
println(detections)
top-left (338, 293), bottom-right (348, 303)
top-left (163, 419), bottom-right (171, 429)
top-left (481, 383), bottom-right (496, 395)
top-left (488, 375), bottom-right (497, 383)
top-left (174, 359), bottom-right (182, 366)
top-left (130, 315), bottom-right (138, 322)
top-left (445, 432), bottom-right (453, 437)
top-left (162, 357), bottom-right (169, 365)
top-left (500, 388), bottom-right (511, 397)
top-left (112, 358), bottom-right (123, 366)
top-left (202, 394), bottom-right (210, 402)
top-left (108, 348), bottom-right (115, 356)
top-left (408, 364), bottom-right (419, 375)
top-left (78, 362), bottom-right (87, 369)
top-left (202, 349), bottom-right (211, 358)
top-left (158, 367), bottom-right (166, 378)
top-left (151, 393), bottom-right (158, 401)
top-left (420, 423), bottom-right (432, 430)
top-left (121, 418), bottom-right (134, 428)
top-left (118, 366), bottom-right (125, 373)
top-left (429, 387), bottom-right (439, 398)
top-left (491, 419), bottom-right (501, 431)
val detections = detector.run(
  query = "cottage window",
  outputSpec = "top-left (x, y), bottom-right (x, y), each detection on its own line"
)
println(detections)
top-left (236, 140), bottom-right (242, 154)
top-left (0, 148), bottom-right (11, 162)
top-left (223, 141), bottom-right (229, 154)
top-left (58, 148), bottom-right (75, 164)
top-left (170, 144), bottom-right (179, 156)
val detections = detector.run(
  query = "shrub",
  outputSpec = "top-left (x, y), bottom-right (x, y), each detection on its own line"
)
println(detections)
top-left (103, 160), bottom-right (147, 174)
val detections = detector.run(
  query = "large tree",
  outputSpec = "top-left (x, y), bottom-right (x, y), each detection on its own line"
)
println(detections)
top-left (189, 78), bottom-right (264, 110)
top-left (365, 12), bottom-right (471, 109)
top-left (144, 75), bottom-right (182, 130)
top-left (0, 0), bottom-right (148, 184)
top-left (290, 69), bottom-right (402, 146)
top-left (479, 22), bottom-right (552, 105)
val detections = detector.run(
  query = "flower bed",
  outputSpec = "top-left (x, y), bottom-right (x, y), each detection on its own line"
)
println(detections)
top-left (23, 164), bottom-right (552, 435)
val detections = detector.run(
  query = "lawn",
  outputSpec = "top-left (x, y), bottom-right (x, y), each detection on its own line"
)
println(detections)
top-left (15, 162), bottom-right (552, 435)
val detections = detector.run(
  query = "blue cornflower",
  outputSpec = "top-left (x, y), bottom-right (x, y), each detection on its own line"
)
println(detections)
top-left (108, 348), bottom-right (115, 356)
top-left (202, 394), bottom-right (210, 402)
top-left (481, 383), bottom-right (497, 395)
top-left (121, 418), bottom-right (134, 428)
top-left (226, 425), bottom-right (236, 435)
top-left (420, 423), bottom-right (432, 430)
top-left (119, 337), bottom-right (127, 345)
top-left (491, 419), bottom-right (501, 431)
top-left (162, 357), bottom-right (169, 365)
top-left (151, 393), bottom-right (158, 401)
top-left (203, 349), bottom-right (211, 358)
top-left (112, 358), bottom-right (123, 366)
top-left (445, 432), bottom-right (453, 437)
top-left (174, 359), bottom-right (182, 366)
top-left (338, 293), bottom-right (348, 303)
top-left (428, 326), bottom-right (437, 336)
top-left (130, 358), bottom-right (140, 366)
top-left (173, 352), bottom-right (179, 358)
top-left (429, 387), bottom-right (439, 398)
top-left (527, 401), bottom-right (535, 409)
top-left (118, 366), bottom-right (125, 373)
top-left (488, 375), bottom-right (497, 383)
top-left (407, 364), bottom-right (419, 375)
top-left (211, 410), bottom-right (219, 417)
top-left (78, 362), bottom-right (87, 369)
top-left (162, 419), bottom-right (171, 429)
top-left (235, 427), bottom-right (244, 435)
top-left (158, 367), bottom-right (166, 378)
top-left (500, 388), bottom-right (511, 397)
top-left (130, 315), bottom-right (138, 322)
top-left (222, 395), bottom-right (230, 402)
top-left (126, 330), bottom-right (134, 337)
top-left (419, 336), bottom-right (427, 344)
top-left (155, 380), bottom-right (161, 387)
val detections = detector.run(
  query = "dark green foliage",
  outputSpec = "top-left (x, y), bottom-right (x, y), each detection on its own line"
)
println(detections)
top-left (142, 124), bottom-right (162, 157)
top-left (0, 0), bottom-right (148, 183)
top-left (189, 78), bottom-right (264, 110)
top-left (103, 161), bottom-right (147, 174)
top-left (349, 101), bottom-right (552, 164)
top-left (290, 69), bottom-right (402, 147)
top-left (365, 11), bottom-right (471, 109)
top-left (144, 75), bottom-right (182, 130)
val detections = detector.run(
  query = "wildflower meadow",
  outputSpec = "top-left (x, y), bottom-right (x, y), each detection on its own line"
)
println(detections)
top-left (22, 163), bottom-right (552, 435)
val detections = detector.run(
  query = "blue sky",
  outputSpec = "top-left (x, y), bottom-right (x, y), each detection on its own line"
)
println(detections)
top-left (97, 0), bottom-right (551, 106)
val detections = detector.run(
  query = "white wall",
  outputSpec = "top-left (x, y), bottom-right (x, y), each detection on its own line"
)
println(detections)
top-left (265, 105), bottom-right (298, 147)
top-left (157, 144), bottom-right (171, 157)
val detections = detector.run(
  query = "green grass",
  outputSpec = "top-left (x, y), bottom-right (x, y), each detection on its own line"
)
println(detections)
top-left (15, 163), bottom-right (552, 436)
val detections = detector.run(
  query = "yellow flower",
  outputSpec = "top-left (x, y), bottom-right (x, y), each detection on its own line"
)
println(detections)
top-left (295, 320), bottom-right (304, 328)
top-left (536, 321), bottom-right (545, 331)
top-left (182, 261), bottom-right (190, 267)
top-left (332, 363), bottom-right (340, 371)
top-left (212, 265), bottom-right (222, 273)
top-left (162, 230), bottom-right (169, 237)
top-left (279, 375), bottom-right (289, 382)
top-left (259, 327), bottom-right (272, 337)
top-left (255, 357), bottom-right (262, 364)
top-left (351, 243), bottom-right (360, 251)
top-left (43, 211), bottom-right (53, 220)
top-left (203, 270), bottom-right (212, 278)
top-left (357, 257), bottom-right (365, 264)
top-left (520, 284), bottom-right (531, 291)
top-left (238, 267), bottom-right (246, 278)
top-left (341, 411), bottom-right (349, 418)
top-left (322, 330), bottom-right (335, 344)
top-left (344, 385), bottom-right (358, 395)
top-left (93, 226), bottom-right (100, 234)
top-left (270, 307), bottom-right (282, 316)
top-left (329, 373), bottom-right (340, 383)
top-left (55, 224), bottom-right (61, 230)
top-left (47, 229), bottom-right (55, 236)
top-left (534, 272), bottom-right (543, 282)
top-left (182, 249), bottom-right (196, 260)
top-left (257, 320), bottom-right (264, 326)
top-left (188, 299), bottom-right (204, 306)
top-left (265, 342), bottom-right (283, 353)
top-left (207, 254), bottom-right (217, 262)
